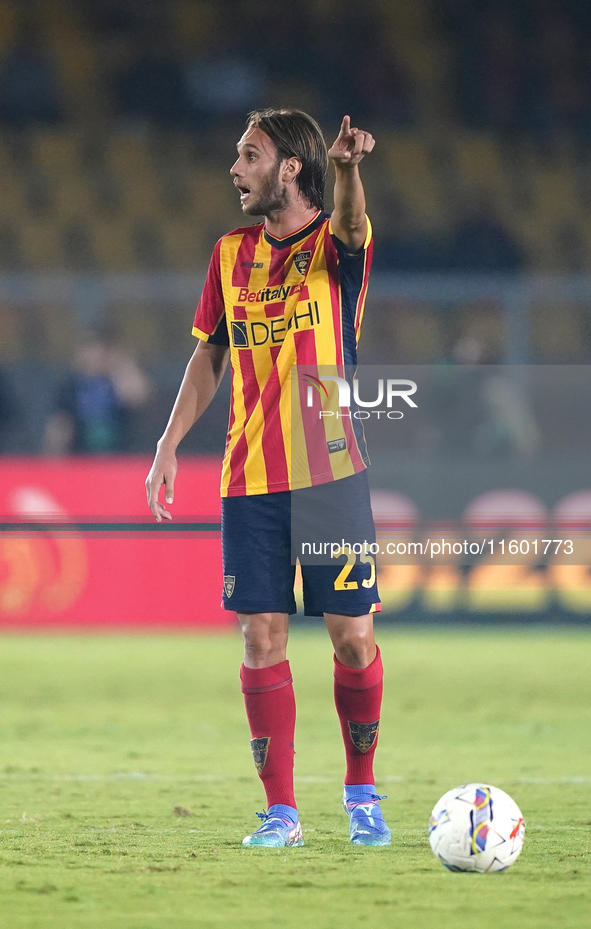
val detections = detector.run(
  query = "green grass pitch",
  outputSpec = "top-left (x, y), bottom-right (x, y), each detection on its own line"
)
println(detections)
top-left (0, 627), bottom-right (590, 929)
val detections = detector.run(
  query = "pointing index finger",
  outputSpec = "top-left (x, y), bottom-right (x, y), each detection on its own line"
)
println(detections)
top-left (341, 115), bottom-right (350, 134)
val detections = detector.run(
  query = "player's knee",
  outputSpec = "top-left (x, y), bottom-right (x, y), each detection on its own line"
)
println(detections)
top-left (239, 612), bottom-right (287, 665)
top-left (333, 625), bottom-right (375, 668)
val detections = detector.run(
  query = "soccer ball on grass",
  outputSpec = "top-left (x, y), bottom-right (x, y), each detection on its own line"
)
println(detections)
top-left (429, 783), bottom-right (525, 872)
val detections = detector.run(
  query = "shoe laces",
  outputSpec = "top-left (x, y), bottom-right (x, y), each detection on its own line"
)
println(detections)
top-left (254, 810), bottom-right (293, 829)
top-left (347, 793), bottom-right (387, 809)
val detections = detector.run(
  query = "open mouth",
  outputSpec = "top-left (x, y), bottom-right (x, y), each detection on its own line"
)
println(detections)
top-left (237, 185), bottom-right (251, 200)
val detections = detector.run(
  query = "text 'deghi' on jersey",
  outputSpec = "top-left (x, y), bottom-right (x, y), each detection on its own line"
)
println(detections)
top-left (192, 210), bottom-right (373, 496)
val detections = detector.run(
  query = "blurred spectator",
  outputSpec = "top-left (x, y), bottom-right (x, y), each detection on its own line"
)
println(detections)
top-left (452, 335), bottom-right (486, 365)
top-left (0, 28), bottom-right (63, 128)
top-left (113, 40), bottom-right (187, 128)
top-left (448, 197), bottom-right (523, 272)
top-left (43, 333), bottom-right (152, 455)
top-left (477, 373), bottom-right (541, 456)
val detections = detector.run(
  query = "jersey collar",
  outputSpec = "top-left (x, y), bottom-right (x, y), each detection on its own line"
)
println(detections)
top-left (263, 210), bottom-right (328, 250)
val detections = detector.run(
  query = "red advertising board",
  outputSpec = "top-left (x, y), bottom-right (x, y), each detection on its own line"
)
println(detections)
top-left (0, 456), bottom-right (231, 629)
top-left (1, 458), bottom-right (590, 628)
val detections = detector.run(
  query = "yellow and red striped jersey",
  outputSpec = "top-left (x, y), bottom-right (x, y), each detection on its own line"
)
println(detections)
top-left (192, 210), bottom-right (373, 496)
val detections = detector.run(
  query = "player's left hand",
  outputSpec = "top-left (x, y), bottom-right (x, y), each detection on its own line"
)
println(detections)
top-left (328, 116), bottom-right (375, 166)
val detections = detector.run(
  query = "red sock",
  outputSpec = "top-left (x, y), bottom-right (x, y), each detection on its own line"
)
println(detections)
top-left (334, 646), bottom-right (384, 786)
top-left (240, 660), bottom-right (296, 809)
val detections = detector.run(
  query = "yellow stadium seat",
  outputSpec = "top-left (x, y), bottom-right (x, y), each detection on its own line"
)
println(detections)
top-left (92, 218), bottom-right (136, 271)
top-left (29, 130), bottom-right (80, 174)
top-left (383, 134), bottom-right (442, 227)
top-left (453, 134), bottom-right (508, 198)
top-left (0, 304), bottom-right (22, 361)
top-left (160, 218), bottom-right (206, 271)
top-left (174, 0), bottom-right (217, 51)
top-left (528, 162), bottom-right (579, 224)
top-left (118, 177), bottom-right (163, 218)
top-left (105, 137), bottom-right (162, 217)
top-left (19, 219), bottom-right (65, 271)
top-left (0, 1), bottom-right (17, 56)
top-left (511, 214), bottom-right (554, 270)
top-left (105, 135), bottom-right (154, 175)
top-left (51, 175), bottom-right (94, 219)
top-left (531, 302), bottom-right (585, 362)
top-left (0, 170), bottom-right (27, 220)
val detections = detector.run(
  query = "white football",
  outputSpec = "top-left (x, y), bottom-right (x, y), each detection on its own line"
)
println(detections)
top-left (429, 783), bottom-right (525, 872)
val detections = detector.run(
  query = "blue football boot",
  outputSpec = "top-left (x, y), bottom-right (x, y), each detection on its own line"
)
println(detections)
top-left (343, 786), bottom-right (392, 846)
top-left (242, 806), bottom-right (304, 847)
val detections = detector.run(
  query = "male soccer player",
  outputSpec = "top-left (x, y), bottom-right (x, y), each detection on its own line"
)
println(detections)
top-left (146, 109), bottom-right (390, 848)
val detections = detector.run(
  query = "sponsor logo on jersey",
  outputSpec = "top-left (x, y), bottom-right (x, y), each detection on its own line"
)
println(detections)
top-left (230, 322), bottom-right (248, 347)
top-left (236, 283), bottom-right (306, 303)
top-left (230, 302), bottom-right (321, 347)
top-left (223, 575), bottom-right (236, 597)
top-left (241, 261), bottom-right (264, 268)
top-left (348, 720), bottom-right (380, 753)
top-left (293, 250), bottom-right (312, 275)
top-left (250, 737), bottom-right (270, 773)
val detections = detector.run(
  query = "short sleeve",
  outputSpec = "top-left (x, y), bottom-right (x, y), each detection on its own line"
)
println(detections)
top-left (192, 239), bottom-right (229, 345)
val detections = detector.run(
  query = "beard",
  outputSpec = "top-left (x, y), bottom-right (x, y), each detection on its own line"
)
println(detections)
top-left (242, 162), bottom-right (288, 217)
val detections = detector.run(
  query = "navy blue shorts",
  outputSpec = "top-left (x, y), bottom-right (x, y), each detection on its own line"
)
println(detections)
top-left (221, 470), bottom-right (380, 617)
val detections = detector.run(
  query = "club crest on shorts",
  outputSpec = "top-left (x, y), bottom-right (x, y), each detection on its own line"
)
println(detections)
top-left (223, 575), bottom-right (235, 598)
top-left (293, 250), bottom-right (311, 276)
top-left (250, 737), bottom-right (270, 773)
top-left (348, 720), bottom-right (379, 753)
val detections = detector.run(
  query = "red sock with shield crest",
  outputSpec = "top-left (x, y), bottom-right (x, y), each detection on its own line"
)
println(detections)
top-left (333, 647), bottom-right (383, 785)
top-left (240, 660), bottom-right (297, 812)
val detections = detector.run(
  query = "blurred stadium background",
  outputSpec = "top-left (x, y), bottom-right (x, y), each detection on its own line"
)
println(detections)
top-left (1, 0), bottom-right (591, 626)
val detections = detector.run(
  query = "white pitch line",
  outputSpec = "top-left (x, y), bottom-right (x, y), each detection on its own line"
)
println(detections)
top-left (0, 772), bottom-right (405, 784)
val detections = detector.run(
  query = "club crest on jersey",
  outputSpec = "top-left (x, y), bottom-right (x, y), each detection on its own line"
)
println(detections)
top-left (293, 250), bottom-right (311, 276)
top-left (348, 720), bottom-right (379, 753)
top-left (250, 737), bottom-right (270, 773)
top-left (223, 575), bottom-right (235, 598)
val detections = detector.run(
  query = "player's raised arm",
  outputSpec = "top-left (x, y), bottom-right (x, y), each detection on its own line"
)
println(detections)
top-left (145, 341), bottom-right (229, 522)
top-left (328, 115), bottom-right (375, 253)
